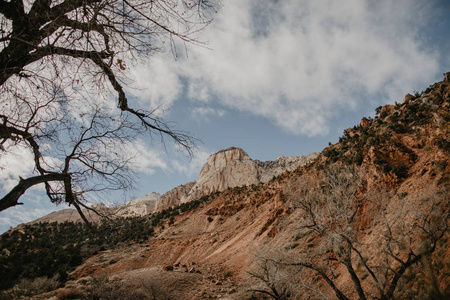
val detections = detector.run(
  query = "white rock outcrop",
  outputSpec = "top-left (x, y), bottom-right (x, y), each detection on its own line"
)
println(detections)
top-left (184, 148), bottom-right (259, 203)
top-left (155, 182), bottom-right (196, 211)
top-left (256, 153), bottom-right (319, 183)
top-left (115, 192), bottom-right (160, 217)
top-left (183, 147), bottom-right (318, 203)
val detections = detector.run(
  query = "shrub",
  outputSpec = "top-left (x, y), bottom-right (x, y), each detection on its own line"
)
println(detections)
top-left (393, 165), bottom-right (409, 179)
top-left (322, 147), bottom-right (339, 162)
top-left (437, 138), bottom-right (450, 152)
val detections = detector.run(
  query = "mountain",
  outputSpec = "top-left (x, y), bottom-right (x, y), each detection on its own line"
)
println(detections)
top-left (182, 147), bottom-right (318, 205)
top-left (0, 74), bottom-right (449, 299)
top-left (27, 149), bottom-right (318, 220)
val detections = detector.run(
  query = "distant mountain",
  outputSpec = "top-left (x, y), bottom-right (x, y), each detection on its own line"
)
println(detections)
top-left (27, 149), bottom-right (318, 222)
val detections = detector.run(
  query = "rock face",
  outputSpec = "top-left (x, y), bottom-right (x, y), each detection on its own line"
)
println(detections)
top-left (256, 153), bottom-right (319, 183)
top-left (184, 148), bottom-right (260, 203)
top-left (183, 147), bottom-right (318, 203)
top-left (115, 192), bottom-right (160, 217)
top-left (155, 182), bottom-right (196, 211)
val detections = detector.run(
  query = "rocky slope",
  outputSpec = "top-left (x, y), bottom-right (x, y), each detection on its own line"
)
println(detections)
top-left (2, 74), bottom-right (449, 299)
top-left (31, 193), bottom-right (161, 224)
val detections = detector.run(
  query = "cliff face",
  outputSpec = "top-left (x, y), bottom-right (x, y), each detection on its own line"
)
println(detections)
top-left (256, 153), bottom-right (319, 183)
top-left (115, 192), bottom-right (160, 217)
top-left (182, 147), bottom-right (318, 203)
top-left (184, 148), bottom-right (260, 203)
top-left (29, 147), bottom-right (318, 221)
top-left (155, 182), bottom-right (196, 211)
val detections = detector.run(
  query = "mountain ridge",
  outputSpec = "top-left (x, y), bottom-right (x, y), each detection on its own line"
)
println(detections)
top-left (28, 149), bottom-right (318, 223)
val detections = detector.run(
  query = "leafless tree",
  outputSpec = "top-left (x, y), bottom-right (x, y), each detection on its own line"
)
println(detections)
top-left (0, 0), bottom-right (218, 219)
top-left (251, 165), bottom-right (449, 300)
top-left (248, 250), bottom-right (298, 300)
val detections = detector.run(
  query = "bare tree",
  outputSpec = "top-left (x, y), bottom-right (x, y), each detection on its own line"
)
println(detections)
top-left (248, 250), bottom-right (298, 300)
top-left (0, 0), bottom-right (218, 217)
top-left (251, 165), bottom-right (449, 300)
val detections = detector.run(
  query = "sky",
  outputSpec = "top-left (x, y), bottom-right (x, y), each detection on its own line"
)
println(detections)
top-left (1, 0), bottom-right (450, 233)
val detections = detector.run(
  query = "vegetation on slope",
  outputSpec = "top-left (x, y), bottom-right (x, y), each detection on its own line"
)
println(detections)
top-left (0, 194), bottom-right (214, 294)
top-left (322, 77), bottom-right (449, 183)
top-left (248, 76), bottom-right (449, 300)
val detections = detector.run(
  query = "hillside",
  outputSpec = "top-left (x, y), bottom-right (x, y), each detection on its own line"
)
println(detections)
top-left (0, 74), bottom-right (449, 299)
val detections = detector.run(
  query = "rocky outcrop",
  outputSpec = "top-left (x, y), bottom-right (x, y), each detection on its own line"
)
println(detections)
top-left (256, 153), bottom-right (319, 183)
top-left (183, 147), bottom-right (318, 203)
top-left (155, 182), bottom-right (196, 211)
top-left (184, 148), bottom-right (260, 203)
top-left (115, 192), bottom-right (160, 217)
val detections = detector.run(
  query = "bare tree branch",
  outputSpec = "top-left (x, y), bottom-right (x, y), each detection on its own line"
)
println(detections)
top-left (0, 0), bottom-right (218, 219)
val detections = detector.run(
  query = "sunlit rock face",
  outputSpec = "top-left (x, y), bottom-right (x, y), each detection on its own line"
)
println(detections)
top-left (255, 153), bottom-right (319, 183)
top-left (116, 192), bottom-right (160, 217)
top-left (183, 147), bottom-right (318, 203)
top-left (155, 182), bottom-right (196, 211)
top-left (184, 147), bottom-right (259, 203)
top-left (31, 148), bottom-right (318, 221)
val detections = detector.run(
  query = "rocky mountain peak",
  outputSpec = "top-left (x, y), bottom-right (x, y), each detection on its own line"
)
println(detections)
top-left (155, 147), bottom-right (317, 210)
top-left (204, 147), bottom-right (251, 169)
top-left (181, 147), bottom-right (318, 204)
top-left (184, 147), bottom-right (259, 203)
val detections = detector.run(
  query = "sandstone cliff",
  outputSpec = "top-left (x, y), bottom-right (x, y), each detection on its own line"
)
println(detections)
top-left (255, 153), bottom-right (319, 182)
top-left (29, 147), bottom-right (318, 220)
top-left (114, 192), bottom-right (160, 217)
top-left (183, 147), bottom-right (318, 203)
top-left (155, 182), bottom-right (196, 211)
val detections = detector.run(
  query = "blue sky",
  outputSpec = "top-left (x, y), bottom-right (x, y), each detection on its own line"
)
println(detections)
top-left (1, 0), bottom-right (450, 233)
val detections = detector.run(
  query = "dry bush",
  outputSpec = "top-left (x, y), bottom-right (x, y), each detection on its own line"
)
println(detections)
top-left (0, 275), bottom-right (60, 299)
top-left (81, 276), bottom-right (171, 300)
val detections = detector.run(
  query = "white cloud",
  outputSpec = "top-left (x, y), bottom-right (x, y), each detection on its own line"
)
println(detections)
top-left (0, 142), bottom-right (35, 190)
top-left (127, 56), bottom-right (183, 113)
top-left (125, 139), bottom-right (170, 175)
top-left (170, 146), bottom-right (211, 178)
top-left (139, 0), bottom-right (441, 136)
top-left (192, 106), bottom-right (226, 122)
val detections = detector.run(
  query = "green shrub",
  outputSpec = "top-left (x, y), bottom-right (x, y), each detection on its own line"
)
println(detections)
top-left (323, 147), bottom-right (339, 162)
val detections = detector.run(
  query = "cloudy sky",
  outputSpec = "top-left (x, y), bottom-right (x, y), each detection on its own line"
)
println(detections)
top-left (1, 0), bottom-right (449, 233)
